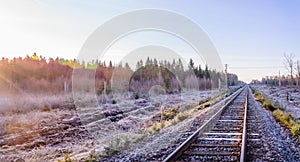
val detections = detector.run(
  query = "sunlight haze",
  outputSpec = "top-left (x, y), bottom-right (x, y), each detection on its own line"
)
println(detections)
top-left (1, 0), bottom-right (300, 82)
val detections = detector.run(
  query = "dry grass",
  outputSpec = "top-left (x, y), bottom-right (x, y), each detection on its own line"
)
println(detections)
top-left (141, 89), bottom-right (229, 134)
top-left (0, 110), bottom-right (62, 150)
top-left (3, 111), bottom-right (52, 135)
top-left (252, 87), bottom-right (300, 140)
top-left (0, 93), bottom-right (71, 115)
top-left (252, 89), bottom-right (276, 111)
top-left (273, 109), bottom-right (300, 139)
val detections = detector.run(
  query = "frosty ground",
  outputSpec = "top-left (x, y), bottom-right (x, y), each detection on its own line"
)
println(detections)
top-left (0, 88), bottom-right (227, 161)
top-left (251, 85), bottom-right (300, 119)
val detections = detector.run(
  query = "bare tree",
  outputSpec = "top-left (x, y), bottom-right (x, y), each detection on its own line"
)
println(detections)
top-left (296, 60), bottom-right (300, 86)
top-left (284, 53), bottom-right (295, 85)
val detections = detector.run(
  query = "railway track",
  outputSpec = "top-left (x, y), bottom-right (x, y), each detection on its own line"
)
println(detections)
top-left (164, 86), bottom-right (249, 162)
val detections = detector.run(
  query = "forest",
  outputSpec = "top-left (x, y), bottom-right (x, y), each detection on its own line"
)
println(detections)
top-left (0, 53), bottom-right (238, 94)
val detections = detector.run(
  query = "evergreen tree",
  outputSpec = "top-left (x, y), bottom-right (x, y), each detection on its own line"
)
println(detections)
top-left (189, 58), bottom-right (194, 70)
top-left (153, 58), bottom-right (158, 67)
top-left (109, 61), bottom-right (113, 68)
top-left (140, 59), bottom-right (143, 67)
top-left (204, 65), bottom-right (210, 79)
top-left (146, 57), bottom-right (151, 66)
top-left (198, 66), bottom-right (203, 78)
top-left (136, 61), bottom-right (141, 70)
top-left (178, 58), bottom-right (184, 72)
top-left (125, 62), bottom-right (131, 70)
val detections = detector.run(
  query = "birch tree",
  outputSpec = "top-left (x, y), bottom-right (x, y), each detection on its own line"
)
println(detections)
top-left (296, 60), bottom-right (300, 86)
top-left (284, 53), bottom-right (295, 85)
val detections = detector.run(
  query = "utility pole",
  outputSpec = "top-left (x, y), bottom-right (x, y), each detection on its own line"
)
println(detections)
top-left (225, 64), bottom-right (228, 89)
top-left (279, 70), bottom-right (281, 87)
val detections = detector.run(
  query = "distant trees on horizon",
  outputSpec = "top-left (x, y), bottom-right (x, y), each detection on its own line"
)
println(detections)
top-left (0, 54), bottom-right (238, 94)
top-left (257, 53), bottom-right (300, 87)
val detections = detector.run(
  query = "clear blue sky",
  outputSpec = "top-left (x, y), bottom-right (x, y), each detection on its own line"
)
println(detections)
top-left (0, 0), bottom-right (299, 82)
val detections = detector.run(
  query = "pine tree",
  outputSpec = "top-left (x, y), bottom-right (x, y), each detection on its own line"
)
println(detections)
top-left (109, 61), bottom-right (113, 68)
top-left (189, 58), bottom-right (194, 70)
top-left (153, 58), bottom-right (158, 67)
top-left (136, 62), bottom-right (141, 70)
top-left (146, 57), bottom-right (151, 66)
top-left (204, 65), bottom-right (210, 79)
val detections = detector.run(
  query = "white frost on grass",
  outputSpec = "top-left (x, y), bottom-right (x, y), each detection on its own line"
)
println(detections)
top-left (253, 85), bottom-right (300, 119)
top-left (0, 93), bottom-right (71, 115)
top-left (80, 89), bottom-right (221, 156)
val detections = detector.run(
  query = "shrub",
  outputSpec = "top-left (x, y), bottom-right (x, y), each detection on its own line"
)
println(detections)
top-left (253, 89), bottom-right (276, 111)
top-left (175, 112), bottom-right (189, 122)
top-left (292, 124), bottom-right (300, 138)
top-left (163, 109), bottom-right (178, 120)
top-left (151, 122), bottom-right (161, 133)
top-left (273, 109), bottom-right (292, 127)
top-left (263, 100), bottom-right (276, 111)
top-left (254, 91), bottom-right (264, 102)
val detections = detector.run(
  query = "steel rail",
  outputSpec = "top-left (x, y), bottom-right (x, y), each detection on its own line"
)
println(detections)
top-left (163, 86), bottom-right (246, 162)
top-left (240, 86), bottom-right (248, 162)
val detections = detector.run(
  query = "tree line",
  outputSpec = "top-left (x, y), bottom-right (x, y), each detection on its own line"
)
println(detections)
top-left (0, 53), bottom-right (238, 94)
top-left (258, 53), bottom-right (300, 87)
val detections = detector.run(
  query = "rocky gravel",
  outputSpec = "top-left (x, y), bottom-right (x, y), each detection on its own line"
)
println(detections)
top-left (247, 88), bottom-right (300, 161)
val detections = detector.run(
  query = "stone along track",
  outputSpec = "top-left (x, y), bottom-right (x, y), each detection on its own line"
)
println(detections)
top-left (164, 86), bottom-right (248, 162)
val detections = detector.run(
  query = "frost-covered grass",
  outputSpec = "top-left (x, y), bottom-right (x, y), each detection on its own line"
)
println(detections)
top-left (0, 93), bottom-right (71, 115)
top-left (2, 111), bottom-right (51, 135)
top-left (0, 88), bottom-right (225, 161)
top-left (0, 93), bottom-right (71, 140)
top-left (81, 89), bottom-right (223, 158)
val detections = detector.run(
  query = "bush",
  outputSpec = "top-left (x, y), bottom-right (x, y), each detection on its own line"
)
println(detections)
top-left (253, 89), bottom-right (276, 111)
top-left (254, 92), bottom-right (264, 102)
top-left (273, 109), bottom-right (293, 126)
top-left (163, 109), bottom-right (178, 120)
top-left (263, 100), bottom-right (276, 111)
top-left (175, 112), bottom-right (189, 122)
top-left (292, 124), bottom-right (300, 138)
top-left (151, 122), bottom-right (161, 133)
